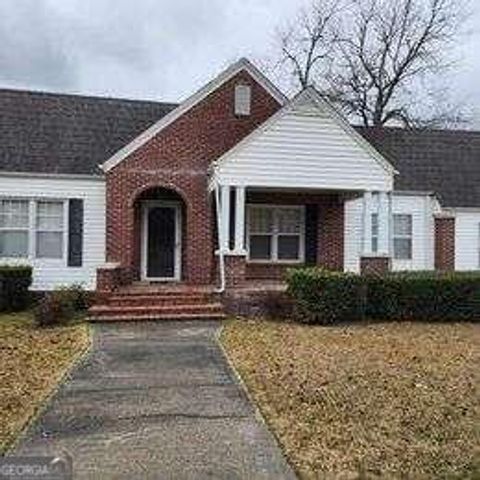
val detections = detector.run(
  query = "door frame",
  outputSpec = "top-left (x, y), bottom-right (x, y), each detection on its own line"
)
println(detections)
top-left (141, 200), bottom-right (182, 281)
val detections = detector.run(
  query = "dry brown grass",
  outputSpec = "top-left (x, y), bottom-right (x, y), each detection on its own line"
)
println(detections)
top-left (0, 311), bottom-right (90, 453)
top-left (221, 319), bottom-right (480, 479)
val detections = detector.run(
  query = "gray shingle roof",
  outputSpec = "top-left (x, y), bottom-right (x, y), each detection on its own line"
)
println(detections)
top-left (0, 88), bottom-right (177, 175)
top-left (357, 126), bottom-right (480, 208)
top-left (0, 88), bottom-right (479, 208)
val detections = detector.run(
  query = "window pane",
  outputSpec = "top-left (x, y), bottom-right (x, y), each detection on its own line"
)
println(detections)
top-left (249, 235), bottom-right (272, 260)
top-left (394, 238), bottom-right (412, 260)
top-left (0, 231), bottom-right (28, 257)
top-left (371, 213), bottom-right (379, 236)
top-left (36, 232), bottom-right (63, 258)
top-left (372, 237), bottom-right (378, 253)
top-left (278, 235), bottom-right (300, 260)
top-left (277, 208), bottom-right (302, 234)
top-left (249, 208), bottom-right (274, 233)
top-left (37, 201), bottom-right (63, 230)
top-left (394, 214), bottom-right (412, 236)
top-left (0, 200), bottom-right (29, 228)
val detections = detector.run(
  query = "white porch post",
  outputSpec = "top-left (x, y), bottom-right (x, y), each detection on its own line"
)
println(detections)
top-left (362, 190), bottom-right (373, 254)
top-left (220, 184), bottom-right (231, 252)
top-left (378, 191), bottom-right (390, 255)
top-left (234, 186), bottom-right (246, 253)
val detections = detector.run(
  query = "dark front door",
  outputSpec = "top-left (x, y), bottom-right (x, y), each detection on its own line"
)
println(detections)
top-left (146, 206), bottom-right (177, 279)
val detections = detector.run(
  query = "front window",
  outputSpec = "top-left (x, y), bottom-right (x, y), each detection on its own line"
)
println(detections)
top-left (36, 201), bottom-right (64, 258)
top-left (247, 205), bottom-right (304, 262)
top-left (0, 198), bottom-right (65, 260)
top-left (0, 200), bottom-right (29, 257)
top-left (393, 214), bottom-right (413, 260)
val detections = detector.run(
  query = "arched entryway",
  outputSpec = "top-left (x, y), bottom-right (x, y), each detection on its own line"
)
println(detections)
top-left (133, 187), bottom-right (187, 281)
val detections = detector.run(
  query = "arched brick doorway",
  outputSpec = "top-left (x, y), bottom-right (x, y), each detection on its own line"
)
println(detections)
top-left (133, 187), bottom-right (187, 281)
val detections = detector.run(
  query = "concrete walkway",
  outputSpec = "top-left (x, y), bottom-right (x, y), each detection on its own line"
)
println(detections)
top-left (11, 321), bottom-right (296, 479)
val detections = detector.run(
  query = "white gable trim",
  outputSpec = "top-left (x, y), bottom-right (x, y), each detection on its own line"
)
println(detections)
top-left (101, 58), bottom-right (287, 172)
top-left (304, 88), bottom-right (398, 175)
top-left (210, 87), bottom-right (396, 189)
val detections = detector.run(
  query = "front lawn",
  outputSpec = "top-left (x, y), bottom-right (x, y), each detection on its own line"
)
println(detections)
top-left (0, 311), bottom-right (91, 453)
top-left (221, 319), bottom-right (480, 479)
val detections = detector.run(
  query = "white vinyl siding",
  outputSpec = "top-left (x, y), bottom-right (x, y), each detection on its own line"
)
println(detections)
top-left (215, 93), bottom-right (393, 191)
top-left (247, 205), bottom-right (304, 263)
top-left (454, 211), bottom-right (480, 270)
top-left (344, 194), bottom-right (436, 272)
top-left (0, 175), bottom-right (106, 290)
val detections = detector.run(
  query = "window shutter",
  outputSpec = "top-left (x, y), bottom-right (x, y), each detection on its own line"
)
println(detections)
top-left (305, 205), bottom-right (318, 265)
top-left (68, 199), bottom-right (83, 267)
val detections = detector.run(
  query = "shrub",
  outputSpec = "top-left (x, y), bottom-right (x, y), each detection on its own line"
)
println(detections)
top-left (287, 267), bottom-right (365, 324)
top-left (57, 283), bottom-right (92, 311)
top-left (365, 271), bottom-right (480, 322)
top-left (34, 284), bottom-right (89, 327)
top-left (286, 268), bottom-right (480, 324)
top-left (0, 265), bottom-right (32, 312)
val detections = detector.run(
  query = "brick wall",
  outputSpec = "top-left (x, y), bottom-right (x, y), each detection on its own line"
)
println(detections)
top-left (360, 256), bottom-right (391, 275)
top-left (104, 70), bottom-right (281, 284)
top-left (434, 216), bottom-right (455, 271)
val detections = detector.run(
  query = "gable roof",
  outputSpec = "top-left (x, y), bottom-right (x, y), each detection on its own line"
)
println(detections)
top-left (212, 87), bottom-right (395, 192)
top-left (357, 126), bottom-right (480, 208)
top-left (0, 88), bottom-right (177, 176)
top-left (100, 58), bottom-right (287, 172)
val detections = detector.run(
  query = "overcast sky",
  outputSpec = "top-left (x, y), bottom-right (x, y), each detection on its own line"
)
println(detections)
top-left (1, 0), bottom-right (479, 124)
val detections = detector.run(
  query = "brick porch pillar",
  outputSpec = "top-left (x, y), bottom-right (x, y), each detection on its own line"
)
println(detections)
top-left (317, 195), bottom-right (345, 270)
top-left (360, 255), bottom-right (391, 275)
top-left (434, 214), bottom-right (455, 271)
top-left (224, 254), bottom-right (247, 289)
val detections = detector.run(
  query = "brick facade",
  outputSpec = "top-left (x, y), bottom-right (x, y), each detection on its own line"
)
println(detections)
top-left (101, 69), bottom-right (348, 289)
top-left (434, 216), bottom-right (455, 271)
top-left (224, 255), bottom-right (247, 288)
top-left (104, 70), bottom-right (281, 284)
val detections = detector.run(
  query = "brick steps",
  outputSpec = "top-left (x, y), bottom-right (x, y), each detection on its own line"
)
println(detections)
top-left (88, 312), bottom-right (226, 322)
top-left (88, 284), bottom-right (225, 322)
top-left (107, 294), bottom-right (213, 307)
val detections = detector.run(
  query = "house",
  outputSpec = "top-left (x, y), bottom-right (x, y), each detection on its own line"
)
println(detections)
top-left (1, 58), bottom-right (479, 319)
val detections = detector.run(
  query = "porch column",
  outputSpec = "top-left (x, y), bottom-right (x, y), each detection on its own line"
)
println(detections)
top-left (220, 184), bottom-right (231, 252)
top-left (362, 191), bottom-right (373, 254)
top-left (377, 191), bottom-right (390, 255)
top-left (234, 186), bottom-right (246, 253)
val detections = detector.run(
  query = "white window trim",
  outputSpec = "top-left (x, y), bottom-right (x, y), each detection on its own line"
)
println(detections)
top-left (246, 204), bottom-right (305, 264)
top-left (0, 197), bottom-right (68, 263)
top-left (393, 213), bottom-right (413, 261)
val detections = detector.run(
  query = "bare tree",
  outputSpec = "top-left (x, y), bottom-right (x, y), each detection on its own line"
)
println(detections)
top-left (275, 0), bottom-right (343, 89)
top-left (273, 0), bottom-right (466, 127)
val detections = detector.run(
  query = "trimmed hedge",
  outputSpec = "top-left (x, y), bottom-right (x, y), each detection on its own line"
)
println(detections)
top-left (287, 268), bottom-right (480, 324)
top-left (0, 265), bottom-right (33, 312)
top-left (287, 268), bottom-right (365, 324)
top-left (366, 271), bottom-right (480, 322)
